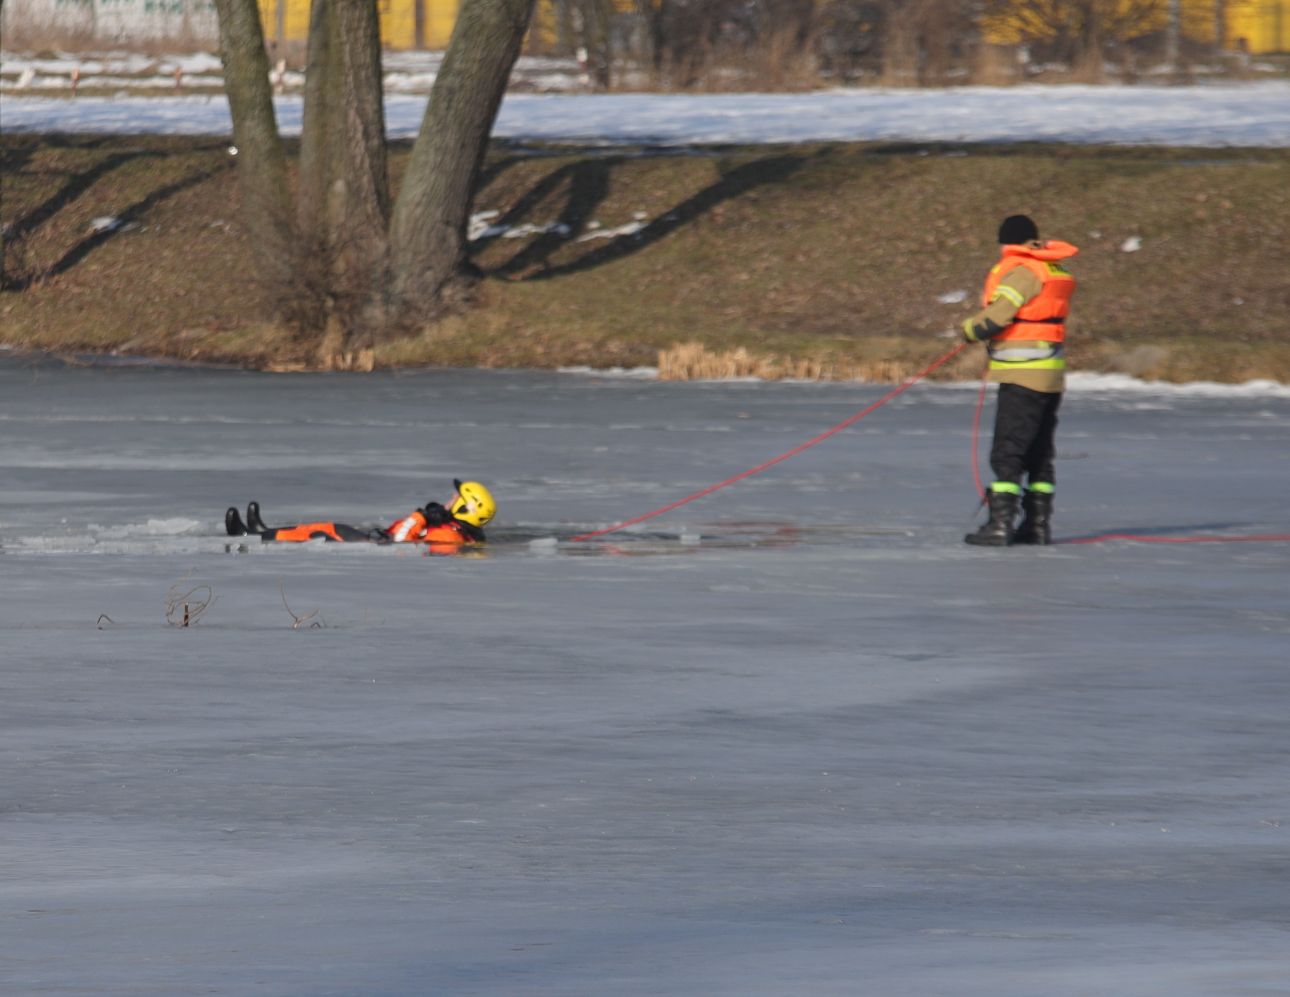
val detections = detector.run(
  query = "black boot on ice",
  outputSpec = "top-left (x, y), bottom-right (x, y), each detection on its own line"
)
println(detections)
top-left (964, 489), bottom-right (1021, 547)
top-left (1014, 488), bottom-right (1054, 545)
top-left (225, 506), bottom-right (248, 537)
top-left (246, 501), bottom-right (269, 535)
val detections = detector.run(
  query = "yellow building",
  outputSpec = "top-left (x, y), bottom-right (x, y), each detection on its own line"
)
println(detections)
top-left (1226, 0), bottom-right (1290, 52)
top-left (257, 0), bottom-right (462, 50)
top-left (980, 0), bottom-right (1289, 54)
top-left (260, 0), bottom-right (1288, 55)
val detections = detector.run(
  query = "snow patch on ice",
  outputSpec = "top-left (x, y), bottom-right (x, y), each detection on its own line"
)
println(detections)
top-left (1066, 373), bottom-right (1290, 398)
top-left (86, 517), bottom-right (206, 537)
top-left (557, 365), bottom-right (659, 379)
top-left (557, 368), bottom-right (1289, 394)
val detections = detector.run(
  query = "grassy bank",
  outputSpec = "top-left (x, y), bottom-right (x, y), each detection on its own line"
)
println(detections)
top-left (3, 133), bottom-right (1288, 382)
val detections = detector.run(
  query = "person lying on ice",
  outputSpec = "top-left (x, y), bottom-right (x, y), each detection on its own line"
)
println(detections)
top-left (225, 479), bottom-right (497, 545)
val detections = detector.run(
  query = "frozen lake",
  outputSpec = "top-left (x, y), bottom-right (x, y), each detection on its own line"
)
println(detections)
top-left (2, 354), bottom-right (1288, 995)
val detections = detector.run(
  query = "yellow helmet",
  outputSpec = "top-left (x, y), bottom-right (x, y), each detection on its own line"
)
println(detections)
top-left (449, 479), bottom-right (496, 528)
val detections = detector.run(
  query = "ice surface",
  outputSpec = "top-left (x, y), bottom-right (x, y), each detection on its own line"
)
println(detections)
top-left (1, 356), bottom-right (1288, 995)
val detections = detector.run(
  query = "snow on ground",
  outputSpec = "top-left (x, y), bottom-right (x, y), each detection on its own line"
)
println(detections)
top-left (1, 48), bottom-right (585, 94)
top-left (2, 50), bottom-right (225, 79)
top-left (2, 358), bottom-right (1288, 995)
top-left (3, 79), bottom-right (1289, 146)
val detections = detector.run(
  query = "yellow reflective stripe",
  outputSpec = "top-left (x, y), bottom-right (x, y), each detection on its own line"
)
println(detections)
top-left (990, 481), bottom-right (1023, 495)
top-left (992, 285), bottom-right (1025, 308)
top-left (989, 356), bottom-right (1066, 370)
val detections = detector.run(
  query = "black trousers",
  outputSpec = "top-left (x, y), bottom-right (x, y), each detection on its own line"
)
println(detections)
top-left (990, 382), bottom-right (1062, 486)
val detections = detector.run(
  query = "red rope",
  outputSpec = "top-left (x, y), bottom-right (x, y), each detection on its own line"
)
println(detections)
top-left (570, 342), bottom-right (969, 542)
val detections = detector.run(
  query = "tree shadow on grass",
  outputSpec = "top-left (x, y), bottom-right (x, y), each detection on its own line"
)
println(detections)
top-left (477, 156), bottom-right (624, 278)
top-left (5, 151), bottom-right (157, 246)
top-left (46, 164), bottom-right (233, 281)
top-left (2, 135), bottom-right (182, 240)
top-left (476, 151), bottom-right (812, 281)
top-left (476, 150), bottom-right (540, 191)
top-left (4, 142), bottom-right (232, 291)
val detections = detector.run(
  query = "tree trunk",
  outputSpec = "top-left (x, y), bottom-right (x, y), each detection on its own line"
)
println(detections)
top-left (576, 0), bottom-right (614, 89)
top-left (919, 0), bottom-right (952, 86)
top-left (1164, 0), bottom-right (1182, 75)
top-left (881, 1), bottom-right (920, 86)
top-left (213, 0), bottom-right (297, 305)
top-left (298, 0), bottom-right (335, 250)
top-left (639, 0), bottom-right (668, 78)
top-left (295, 0), bottom-right (392, 355)
top-left (388, 0), bottom-right (537, 319)
top-left (331, 0), bottom-right (392, 346)
top-left (1076, 0), bottom-right (1104, 82)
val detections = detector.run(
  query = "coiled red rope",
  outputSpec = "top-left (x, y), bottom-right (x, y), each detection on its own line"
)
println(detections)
top-left (570, 342), bottom-right (970, 542)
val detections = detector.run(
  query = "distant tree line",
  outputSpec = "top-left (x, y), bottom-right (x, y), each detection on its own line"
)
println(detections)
top-left (3, 0), bottom-right (1272, 86)
top-left (540, 0), bottom-right (1251, 89)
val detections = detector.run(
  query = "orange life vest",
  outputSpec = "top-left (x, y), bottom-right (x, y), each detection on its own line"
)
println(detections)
top-left (421, 522), bottom-right (473, 544)
top-left (386, 510), bottom-right (475, 545)
top-left (983, 240), bottom-right (1079, 344)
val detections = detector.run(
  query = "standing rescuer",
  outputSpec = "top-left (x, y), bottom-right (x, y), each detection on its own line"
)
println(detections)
top-left (961, 214), bottom-right (1078, 546)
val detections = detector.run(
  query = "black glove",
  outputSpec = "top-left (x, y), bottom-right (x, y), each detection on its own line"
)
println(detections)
top-left (423, 502), bottom-right (451, 526)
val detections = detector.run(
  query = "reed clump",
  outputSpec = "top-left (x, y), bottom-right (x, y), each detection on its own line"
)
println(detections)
top-left (658, 342), bottom-right (921, 382)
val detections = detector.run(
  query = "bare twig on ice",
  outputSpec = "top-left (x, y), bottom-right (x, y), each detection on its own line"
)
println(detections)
top-left (280, 582), bottom-right (324, 629)
top-left (165, 574), bottom-right (214, 627)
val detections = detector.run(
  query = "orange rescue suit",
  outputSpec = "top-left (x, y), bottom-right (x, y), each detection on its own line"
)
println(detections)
top-left (268, 522), bottom-right (363, 543)
top-left (268, 512), bottom-right (475, 544)
top-left (983, 240), bottom-right (1079, 343)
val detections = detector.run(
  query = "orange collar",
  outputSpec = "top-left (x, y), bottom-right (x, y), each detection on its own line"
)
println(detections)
top-left (1000, 239), bottom-right (1079, 263)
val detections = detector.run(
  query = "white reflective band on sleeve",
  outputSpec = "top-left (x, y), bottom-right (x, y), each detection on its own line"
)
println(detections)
top-left (989, 343), bottom-right (1064, 362)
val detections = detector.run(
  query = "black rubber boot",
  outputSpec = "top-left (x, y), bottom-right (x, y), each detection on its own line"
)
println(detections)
top-left (1014, 490), bottom-right (1054, 545)
top-left (964, 491), bottom-right (1021, 547)
top-left (246, 501), bottom-right (269, 534)
top-left (225, 507), bottom-right (248, 537)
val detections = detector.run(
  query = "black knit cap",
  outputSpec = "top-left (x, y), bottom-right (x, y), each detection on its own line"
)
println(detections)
top-left (998, 214), bottom-right (1039, 244)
